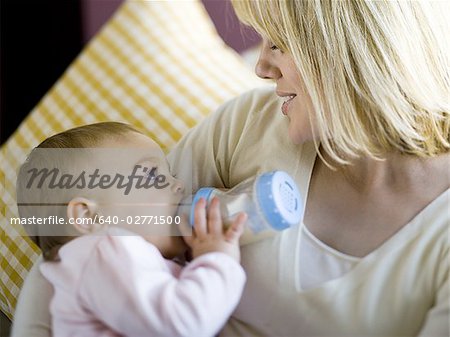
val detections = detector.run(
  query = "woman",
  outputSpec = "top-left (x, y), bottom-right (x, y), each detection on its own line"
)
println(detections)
top-left (12, 1), bottom-right (449, 336)
top-left (170, 1), bottom-right (449, 336)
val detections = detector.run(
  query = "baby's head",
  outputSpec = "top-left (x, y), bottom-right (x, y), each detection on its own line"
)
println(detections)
top-left (17, 122), bottom-right (187, 261)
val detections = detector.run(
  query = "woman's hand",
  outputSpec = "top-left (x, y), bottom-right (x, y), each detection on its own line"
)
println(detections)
top-left (182, 197), bottom-right (247, 262)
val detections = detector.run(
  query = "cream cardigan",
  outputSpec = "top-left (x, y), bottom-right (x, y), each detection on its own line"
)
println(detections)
top-left (168, 87), bottom-right (449, 337)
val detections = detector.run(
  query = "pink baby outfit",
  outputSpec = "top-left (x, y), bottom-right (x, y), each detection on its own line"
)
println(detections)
top-left (40, 227), bottom-right (246, 337)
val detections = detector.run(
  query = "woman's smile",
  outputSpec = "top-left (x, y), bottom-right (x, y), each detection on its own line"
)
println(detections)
top-left (277, 92), bottom-right (297, 115)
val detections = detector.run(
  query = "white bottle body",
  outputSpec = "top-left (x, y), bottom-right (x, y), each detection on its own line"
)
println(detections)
top-left (178, 171), bottom-right (303, 246)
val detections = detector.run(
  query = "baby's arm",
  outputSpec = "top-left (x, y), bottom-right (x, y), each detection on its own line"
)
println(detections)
top-left (78, 199), bottom-right (246, 337)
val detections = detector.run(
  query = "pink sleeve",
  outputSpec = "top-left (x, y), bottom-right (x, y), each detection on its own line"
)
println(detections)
top-left (78, 236), bottom-right (246, 337)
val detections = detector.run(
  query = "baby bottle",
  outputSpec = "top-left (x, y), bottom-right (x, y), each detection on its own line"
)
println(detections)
top-left (178, 171), bottom-right (303, 245)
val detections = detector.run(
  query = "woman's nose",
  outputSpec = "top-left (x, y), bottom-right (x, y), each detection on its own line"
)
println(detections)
top-left (255, 47), bottom-right (281, 80)
top-left (171, 178), bottom-right (185, 195)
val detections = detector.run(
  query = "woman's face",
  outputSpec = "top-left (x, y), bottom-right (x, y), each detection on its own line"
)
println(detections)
top-left (255, 38), bottom-right (316, 144)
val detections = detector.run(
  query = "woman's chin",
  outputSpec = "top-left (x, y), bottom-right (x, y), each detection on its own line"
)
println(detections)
top-left (288, 127), bottom-right (305, 145)
top-left (288, 123), bottom-right (315, 145)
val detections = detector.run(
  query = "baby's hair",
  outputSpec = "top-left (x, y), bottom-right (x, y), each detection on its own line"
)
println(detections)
top-left (16, 122), bottom-right (142, 261)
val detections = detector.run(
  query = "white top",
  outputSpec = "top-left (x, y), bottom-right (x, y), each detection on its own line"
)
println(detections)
top-left (39, 227), bottom-right (246, 337)
top-left (168, 87), bottom-right (450, 337)
top-left (298, 224), bottom-right (361, 291)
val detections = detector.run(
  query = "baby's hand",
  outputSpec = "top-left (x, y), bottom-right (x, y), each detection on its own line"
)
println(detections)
top-left (183, 197), bottom-right (246, 262)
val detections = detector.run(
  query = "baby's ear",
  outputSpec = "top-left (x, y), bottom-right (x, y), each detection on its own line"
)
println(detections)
top-left (67, 197), bottom-right (103, 234)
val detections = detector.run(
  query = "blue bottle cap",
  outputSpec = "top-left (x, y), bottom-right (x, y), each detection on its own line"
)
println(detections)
top-left (189, 187), bottom-right (214, 226)
top-left (255, 171), bottom-right (303, 230)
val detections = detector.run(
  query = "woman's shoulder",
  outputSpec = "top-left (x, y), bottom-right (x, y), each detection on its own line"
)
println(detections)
top-left (226, 85), bottom-right (279, 113)
top-left (177, 85), bottom-right (282, 148)
top-left (228, 85), bottom-right (277, 103)
top-left (11, 255), bottom-right (52, 337)
top-left (215, 85), bottom-right (289, 148)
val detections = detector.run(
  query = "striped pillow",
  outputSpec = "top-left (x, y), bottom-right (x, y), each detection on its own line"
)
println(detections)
top-left (0, 0), bottom-right (261, 319)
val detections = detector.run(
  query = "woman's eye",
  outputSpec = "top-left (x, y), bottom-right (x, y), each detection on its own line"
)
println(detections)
top-left (270, 45), bottom-right (279, 51)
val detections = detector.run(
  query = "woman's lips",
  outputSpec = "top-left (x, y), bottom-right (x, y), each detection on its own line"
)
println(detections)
top-left (281, 95), bottom-right (296, 115)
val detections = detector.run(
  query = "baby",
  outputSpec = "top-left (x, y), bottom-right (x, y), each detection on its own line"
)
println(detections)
top-left (16, 122), bottom-right (247, 337)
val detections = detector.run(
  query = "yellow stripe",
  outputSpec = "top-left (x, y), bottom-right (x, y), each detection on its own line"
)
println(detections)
top-left (63, 52), bottom-right (165, 146)
top-left (50, 78), bottom-right (108, 128)
top-left (23, 112), bottom-right (49, 144)
top-left (1, 147), bottom-right (23, 194)
top-left (31, 100), bottom-right (65, 137)
top-left (1, 233), bottom-right (33, 278)
top-left (95, 29), bottom-right (186, 139)
top-left (0, 204), bottom-right (5, 219)
top-left (121, 5), bottom-right (229, 113)
top-left (45, 72), bottom-right (94, 132)
top-left (45, 88), bottom-right (86, 128)
top-left (0, 236), bottom-right (23, 315)
top-left (0, 291), bottom-right (12, 320)
top-left (12, 132), bottom-right (32, 150)
top-left (146, 2), bottom-right (243, 96)
top-left (82, 40), bottom-right (179, 148)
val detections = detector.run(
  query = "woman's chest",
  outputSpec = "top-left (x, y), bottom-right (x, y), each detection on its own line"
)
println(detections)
top-left (303, 188), bottom-right (415, 258)
top-left (227, 228), bottom-right (434, 337)
top-left (302, 153), bottom-right (450, 258)
top-left (303, 164), bottom-right (447, 258)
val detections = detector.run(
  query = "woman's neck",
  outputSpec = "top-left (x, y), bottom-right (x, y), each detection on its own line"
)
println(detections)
top-left (326, 151), bottom-right (450, 194)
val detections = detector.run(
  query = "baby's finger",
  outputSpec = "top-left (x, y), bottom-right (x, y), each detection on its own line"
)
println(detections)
top-left (193, 198), bottom-right (207, 238)
top-left (225, 212), bottom-right (247, 243)
top-left (207, 197), bottom-right (222, 235)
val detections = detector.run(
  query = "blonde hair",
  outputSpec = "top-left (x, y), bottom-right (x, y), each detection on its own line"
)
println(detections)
top-left (16, 122), bottom-right (141, 261)
top-left (232, 0), bottom-right (449, 164)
